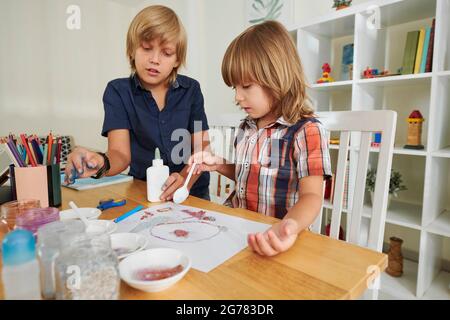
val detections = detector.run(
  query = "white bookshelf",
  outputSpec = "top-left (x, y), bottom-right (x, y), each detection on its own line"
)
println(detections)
top-left (291, 0), bottom-right (450, 299)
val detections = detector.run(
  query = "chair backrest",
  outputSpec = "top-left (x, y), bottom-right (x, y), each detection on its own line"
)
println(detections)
top-left (311, 110), bottom-right (397, 252)
top-left (207, 114), bottom-right (243, 204)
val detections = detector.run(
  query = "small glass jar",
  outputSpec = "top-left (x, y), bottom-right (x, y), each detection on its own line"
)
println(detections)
top-left (37, 220), bottom-right (85, 299)
top-left (15, 207), bottom-right (59, 238)
top-left (0, 199), bottom-right (41, 230)
top-left (55, 233), bottom-right (120, 300)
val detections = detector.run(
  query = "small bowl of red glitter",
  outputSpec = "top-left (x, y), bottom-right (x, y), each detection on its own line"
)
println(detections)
top-left (118, 248), bottom-right (191, 292)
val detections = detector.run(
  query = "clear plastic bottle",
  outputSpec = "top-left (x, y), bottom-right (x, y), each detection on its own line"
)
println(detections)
top-left (146, 148), bottom-right (169, 202)
top-left (1, 229), bottom-right (41, 300)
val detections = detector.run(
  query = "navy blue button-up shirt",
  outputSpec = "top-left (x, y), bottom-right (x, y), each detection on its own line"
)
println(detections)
top-left (101, 73), bottom-right (210, 198)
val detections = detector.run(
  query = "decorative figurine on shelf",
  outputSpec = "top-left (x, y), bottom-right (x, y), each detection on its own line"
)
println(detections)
top-left (371, 132), bottom-right (382, 147)
top-left (404, 110), bottom-right (425, 150)
top-left (333, 0), bottom-right (352, 10)
top-left (386, 237), bottom-right (404, 277)
top-left (317, 63), bottom-right (335, 84)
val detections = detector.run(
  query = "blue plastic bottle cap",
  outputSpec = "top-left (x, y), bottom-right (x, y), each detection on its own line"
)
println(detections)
top-left (2, 229), bottom-right (36, 266)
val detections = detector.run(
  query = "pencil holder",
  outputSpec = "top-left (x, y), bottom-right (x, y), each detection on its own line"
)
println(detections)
top-left (11, 164), bottom-right (62, 208)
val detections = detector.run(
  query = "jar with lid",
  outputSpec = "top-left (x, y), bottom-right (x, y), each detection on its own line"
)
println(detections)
top-left (37, 220), bottom-right (85, 299)
top-left (54, 232), bottom-right (120, 300)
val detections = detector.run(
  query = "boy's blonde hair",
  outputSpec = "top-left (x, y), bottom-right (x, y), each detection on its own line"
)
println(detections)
top-left (126, 5), bottom-right (187, 84)
top-left (222, 20), bottom-right (314, 123)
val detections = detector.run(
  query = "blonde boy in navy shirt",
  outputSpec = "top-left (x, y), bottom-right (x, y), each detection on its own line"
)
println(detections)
top-left (65, 5), bottom-right (210, 200)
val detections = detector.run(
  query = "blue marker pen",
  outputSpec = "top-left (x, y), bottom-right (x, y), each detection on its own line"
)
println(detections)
top-left (113, 205), bottom-right (144, 223)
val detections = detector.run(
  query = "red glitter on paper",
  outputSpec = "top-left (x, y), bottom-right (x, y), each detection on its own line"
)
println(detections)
top-left (182, 209), bottom-right (206, 219)
top-left (174, 229), bottom-right (189, 237)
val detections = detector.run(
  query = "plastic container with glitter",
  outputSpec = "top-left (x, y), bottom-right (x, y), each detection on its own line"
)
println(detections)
top-left (15, 207), bottom-right (60, 238)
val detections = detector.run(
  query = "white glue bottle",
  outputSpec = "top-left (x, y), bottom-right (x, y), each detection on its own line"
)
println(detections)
top-left (1, 229), bottom-right (41, 300)
top-left (146, 148), bottom-right (169, 202)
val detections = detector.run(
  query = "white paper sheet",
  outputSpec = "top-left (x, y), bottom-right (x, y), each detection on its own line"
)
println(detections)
top-left (114, 203), bottom-right (271, 272)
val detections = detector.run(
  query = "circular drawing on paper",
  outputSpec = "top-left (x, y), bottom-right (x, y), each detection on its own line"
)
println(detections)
top-left (150, 221), bottom-right (224, 243)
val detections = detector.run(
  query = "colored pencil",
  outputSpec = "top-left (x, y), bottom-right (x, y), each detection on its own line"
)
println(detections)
top-left (20, 134), bottom-right (37, 167)
top-left (2, 143), bottom-right (20, 167)
top-left (6, 139), bottom-right (25, 167)
top-left (47, 132), bottom-right (53, 164)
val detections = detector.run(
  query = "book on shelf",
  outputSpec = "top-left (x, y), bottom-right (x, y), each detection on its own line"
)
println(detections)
top-left (413, 28), bottom-right (425, 74)
top-left (425, 18), bottom-right (436, 73)
top-left (401, 18), bottom-right (435, 75)
top-left (420, 27), bottom-right (432, 73)
top-left (341, 43), bottom-right (354, 81)
top-left (401, 30), bottom-right (420, 75)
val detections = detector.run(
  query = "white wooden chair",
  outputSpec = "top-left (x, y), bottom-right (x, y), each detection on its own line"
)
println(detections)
top-left (311, 110), bottom-right (397, 299)
top-left (207, 114), bottom-right (242, 204)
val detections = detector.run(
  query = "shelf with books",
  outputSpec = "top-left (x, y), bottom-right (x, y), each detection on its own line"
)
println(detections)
top-left (354, 4), bottom-right (436, 83)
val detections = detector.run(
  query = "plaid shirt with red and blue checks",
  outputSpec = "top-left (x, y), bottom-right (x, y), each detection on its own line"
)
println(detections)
top-left (231, 116), bottom-right (332, 219)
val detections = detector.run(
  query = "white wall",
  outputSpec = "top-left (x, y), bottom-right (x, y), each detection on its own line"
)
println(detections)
top-left (0, 0), bottom-right (134, 150)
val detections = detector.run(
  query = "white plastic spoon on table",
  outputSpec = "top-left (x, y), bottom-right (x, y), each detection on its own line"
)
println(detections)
top-left (68, 201), bottom-right (90, 228)
top-left (173, 163), bottom-right (197, 204)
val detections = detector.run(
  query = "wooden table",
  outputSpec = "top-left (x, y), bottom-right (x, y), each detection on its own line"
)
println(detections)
top-left (0, 180), bottom-right (387, 300)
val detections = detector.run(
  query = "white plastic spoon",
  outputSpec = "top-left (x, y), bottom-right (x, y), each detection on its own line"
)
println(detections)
top-left (173, 163), bottom-right (197, 204)
top-left (68, 201), bottom-right (90, 228)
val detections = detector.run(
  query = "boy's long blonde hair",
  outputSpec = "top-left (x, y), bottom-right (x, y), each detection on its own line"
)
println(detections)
top-left (126, 5), bottom-right (187, 84)
top-left (222, 20), bottom-right (314, 124)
